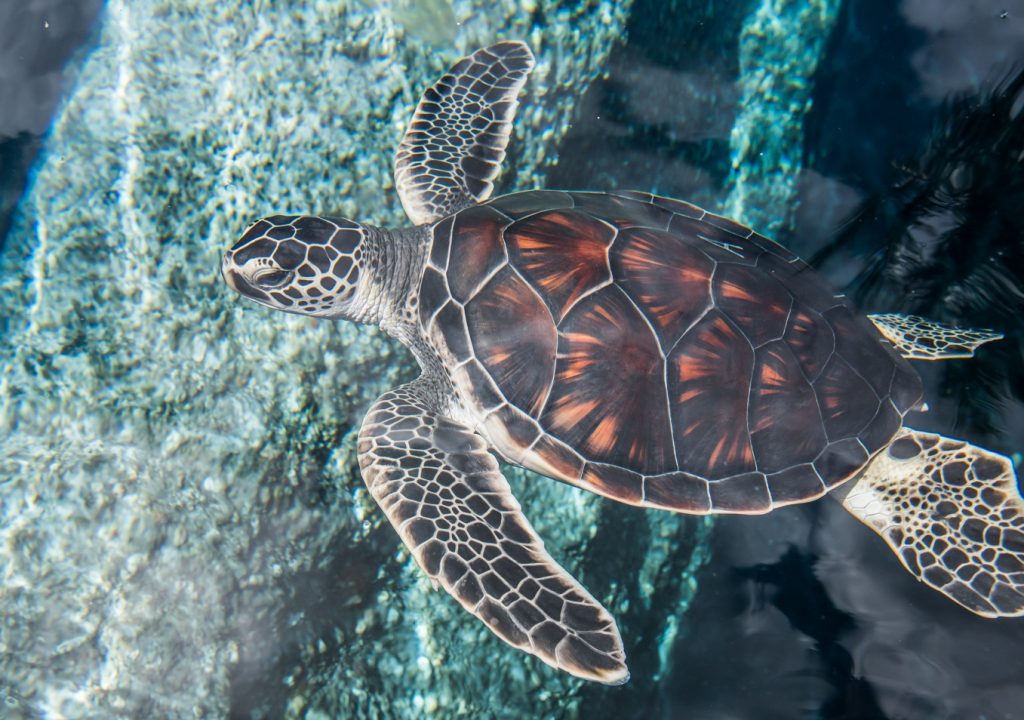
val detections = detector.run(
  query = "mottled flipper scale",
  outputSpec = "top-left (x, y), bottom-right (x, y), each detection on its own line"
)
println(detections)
top-left (357, 377), bottom-right (629, 684)
top-left (843, 428), bottom-right (1024, 616)
top-left (868, 313), bottom-right (1003, 360)
top-left (394, 41), bottom-right (535, 225)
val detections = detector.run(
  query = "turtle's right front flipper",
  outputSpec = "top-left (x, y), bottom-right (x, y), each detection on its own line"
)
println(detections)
top-left (358, 378), bottom-right (628, 684)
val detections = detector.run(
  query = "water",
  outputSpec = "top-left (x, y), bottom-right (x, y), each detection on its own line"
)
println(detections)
top-left (1, 1), bottom-right (1022, 718)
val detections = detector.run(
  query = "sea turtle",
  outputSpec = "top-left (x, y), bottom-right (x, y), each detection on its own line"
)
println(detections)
top-left (221, 42), bottom-right (1024, 684)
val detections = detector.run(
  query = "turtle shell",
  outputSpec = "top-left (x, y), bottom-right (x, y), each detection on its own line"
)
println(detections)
top-left (418, 190), bottom-right (923, 514)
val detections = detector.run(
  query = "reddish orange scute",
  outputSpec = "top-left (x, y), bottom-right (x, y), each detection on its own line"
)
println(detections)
top-left (506, 209), bottom-right (614, 321)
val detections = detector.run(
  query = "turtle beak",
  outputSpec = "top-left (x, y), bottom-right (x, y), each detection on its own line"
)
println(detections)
top-left (222, 251), bottom-right (241, 292)
top-left (221, 251), bottom-right (272, 302)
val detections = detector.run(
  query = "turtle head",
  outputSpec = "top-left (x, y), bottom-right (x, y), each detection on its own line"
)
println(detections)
top-left (222, 215), bottom-right (369, 319)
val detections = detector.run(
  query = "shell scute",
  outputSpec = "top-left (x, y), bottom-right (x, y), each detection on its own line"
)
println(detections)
top-left (487, 189), bottom-right (574, 219)
top-left (644, 471), bottom-right (712, 513)
top-left (765, 465), bottom-right (827, 504)
top-left (541, 286), bottom-right (674, 474)
top-left (783, 302), bottom-right (835, 381)
top-left (465, 266), bottom-right (555, 417)
top-left (447, 204), bottom-right (509, 302)
top-left (505, 208), bottom-right (614, 321)
top-left (667, 214), bottom-right (760, 266)
top-left (814, 353), bottom-right (880, 441)
top-left (571, 191), bottom-right (674, 230)
top-left (859, 399), bottom-right (903, 455)
top-left (429, 214), bottom-right (455, 270)
top-left (749, 340), bottom-right (827, 473)
top-left (814, 438), bottom-right (871, 490)
top-left (612, 226), bottom-right (715, 348)
top-left (713, 262), bottom-right (793, 347)
top-left (708, 473), bottom-right (772, 513)
top-left (433, 301), bottom-right (472, 363)
top-left (826, 305), bottom-right (898, 399)
top-left (581, 463), bottom-right (644, 505)
top-left (418, 267), bottom-right (450, 330)
top-left (667, 310), bottom-right (755, 480)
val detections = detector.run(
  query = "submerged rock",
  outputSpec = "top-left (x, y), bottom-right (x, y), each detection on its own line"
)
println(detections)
top-left (0, 1), bottom-right (714, 718)
top-left (723, 0), bottom-right (843, 236)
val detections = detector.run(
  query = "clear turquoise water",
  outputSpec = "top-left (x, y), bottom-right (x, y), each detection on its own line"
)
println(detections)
top-left (1, 1), bottom-right (1022, 718)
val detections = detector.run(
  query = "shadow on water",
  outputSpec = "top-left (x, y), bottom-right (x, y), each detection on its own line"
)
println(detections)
top-left (0, 0), bottom-right (104, 248)
top-left (734, 547), bottom-right (887, 720)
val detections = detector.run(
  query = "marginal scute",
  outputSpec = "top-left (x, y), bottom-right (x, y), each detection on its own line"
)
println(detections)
top-left (456, 359), bottom-right (505, 415)
top-left (758, 251), bottom-right (839, 310)
top-left (667, 214), bottom-right (759, 266)
top-left (418, 267), bottom-right (450, 330)
top-left (890, 359), bottom-right (925, 413)
top-left (813, 438), bottom-right (870, 489)
top-left (766, 465), bottom-right (827, 505)
top-left (434, 302), bottom-right (472, 363)
top-left (581, 464), bottom-right (644, 505)
top-left (643, 471), bottom-right (712, 513)
top-left (429, 214), bottom-right (455, 270)
top-left (826, 305), bottom-right (898, 399)
top-left (858, 399), bottom-right (903, 455)
top-left (488, 189), bottom-right (574, 220)
top-left (483, 404), bottom-right (541, 463)
top-left (523, 434), bottom-right (585, 483)
top-left (709, 473), bottom-right (772, 513)
top-left (570, 191), bottom-right (673, 230)
top-left (649, 194), bottom-right (705, 220)
top-left (702, 212), bottom-right (754, 239)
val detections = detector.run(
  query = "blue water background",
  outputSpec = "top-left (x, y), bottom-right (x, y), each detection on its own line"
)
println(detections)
top-left (2, 1), bottom-right (1023, 718)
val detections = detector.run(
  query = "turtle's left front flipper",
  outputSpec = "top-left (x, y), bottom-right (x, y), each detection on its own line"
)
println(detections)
top-left (868, 313), bottom-right (1003, 360)
top-left (841, 428), bottom-right (1024, 616)
top-left (357, 378), bottom-right (629, 683)
top-left (394, 41), bottom-right (535, 225)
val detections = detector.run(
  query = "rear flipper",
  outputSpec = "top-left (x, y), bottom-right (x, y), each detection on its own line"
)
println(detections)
top-left (868, 313), bottom-right (1003, 360)
top-left (841, 428), bottom-right (1024, 616)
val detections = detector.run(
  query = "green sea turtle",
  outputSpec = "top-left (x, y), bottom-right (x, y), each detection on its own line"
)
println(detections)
top-left (221, 42), bottom-right (1024, 684)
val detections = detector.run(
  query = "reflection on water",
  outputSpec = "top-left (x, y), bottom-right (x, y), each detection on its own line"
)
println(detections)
top-left (1, 1), bottom-right (1023, 718)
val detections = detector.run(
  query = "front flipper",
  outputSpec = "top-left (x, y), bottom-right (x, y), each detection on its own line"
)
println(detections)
top-left (868, 313), bottom-right (1003, 360)
top-left (357, 378), bottom-right (628, 683)
top-left (394, 41), bottom-right (535, 225)
top-left (841, 428), bottom-right (1024, 616)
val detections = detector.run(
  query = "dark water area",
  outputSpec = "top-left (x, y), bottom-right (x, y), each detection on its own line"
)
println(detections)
top-left (548, 1), bottom-right (1024, 718)
top-left (0, 0), bottom-right (103, 246)
top-left (3, 1), bottom-right (1024, 718)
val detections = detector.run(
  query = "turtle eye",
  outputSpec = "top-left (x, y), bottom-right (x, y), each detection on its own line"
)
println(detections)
top-left (252, 268), bottom-right (293, 288)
